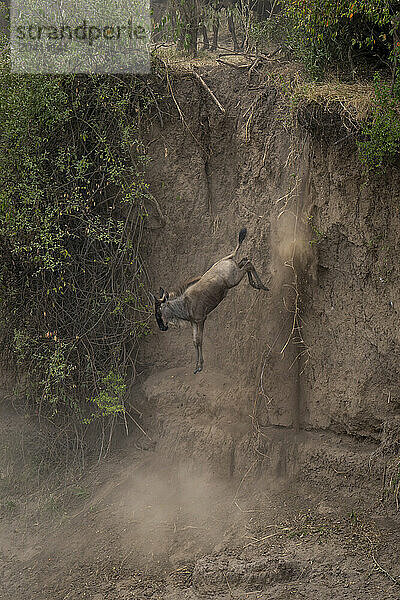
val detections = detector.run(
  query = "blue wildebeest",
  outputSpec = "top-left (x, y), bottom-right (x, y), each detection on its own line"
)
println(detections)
top-left (201, 0), bottom-right (240, 51)
top-left (200, 1), bottom-right (279, 52)
top-left (152, 228), bottom-right (268, 374)
top-left (164, 0), bottom-right (277, 55)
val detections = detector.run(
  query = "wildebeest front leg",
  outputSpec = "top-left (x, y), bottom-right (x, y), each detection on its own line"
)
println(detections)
top-left (227, 10), bottom-right (239, 51)
top-left (202, 23), bottom-right (210, 49)
top-left (192, 321), bottom-right (205, 374)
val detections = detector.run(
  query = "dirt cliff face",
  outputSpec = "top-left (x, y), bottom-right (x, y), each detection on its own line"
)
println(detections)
top-left (303, 142), bottom-right (400, 439)
top-left (141, 64), bottom-right (400, 444)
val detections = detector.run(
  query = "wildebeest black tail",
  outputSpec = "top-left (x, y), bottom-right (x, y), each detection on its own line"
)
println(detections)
top-left (238, 227), bottom-right (247, 245)
top-left (229, 227), bottom-right (248, 260)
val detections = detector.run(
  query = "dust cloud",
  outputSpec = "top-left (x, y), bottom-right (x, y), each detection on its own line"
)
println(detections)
top-left (109, 456), bottom-right (244, 567)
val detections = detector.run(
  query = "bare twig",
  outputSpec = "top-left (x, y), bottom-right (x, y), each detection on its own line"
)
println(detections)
top-left (192, 70), bottom-right (226, 113)
top-left (216, 58), bottom-right (250, 70)
top-left (363, 532), bottom-right (400, 585)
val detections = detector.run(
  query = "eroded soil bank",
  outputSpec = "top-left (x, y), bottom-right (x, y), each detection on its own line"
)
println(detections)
top-left (142, 61), bottom-right (400, 442)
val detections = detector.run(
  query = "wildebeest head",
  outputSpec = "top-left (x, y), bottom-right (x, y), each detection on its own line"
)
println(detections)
top-left (152, 287), bottom-right (169, 331)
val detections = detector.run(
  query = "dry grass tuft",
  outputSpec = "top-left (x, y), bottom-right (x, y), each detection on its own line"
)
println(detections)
top-left (296, 80), bottom-right (375, 122)
top-left (155, 45), bottom-right (376, 127)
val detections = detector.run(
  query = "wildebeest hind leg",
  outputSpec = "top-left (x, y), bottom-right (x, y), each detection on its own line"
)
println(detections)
top-left (245, 262), bottom-right (269, 291)
top-left (202, 24), bottom-right (209, 49)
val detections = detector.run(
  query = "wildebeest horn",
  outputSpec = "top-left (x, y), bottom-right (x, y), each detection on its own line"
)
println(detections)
top-left (150, 292), bottom-right (160, 306)
top-left (159, 287), bottom-right (169, 302)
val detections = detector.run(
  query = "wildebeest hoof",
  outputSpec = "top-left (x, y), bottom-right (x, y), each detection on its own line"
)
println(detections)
top-left (194, 367), bottom-right (203, 374)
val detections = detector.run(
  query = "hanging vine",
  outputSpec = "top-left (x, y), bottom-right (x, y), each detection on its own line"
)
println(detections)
top-left (0, 71), bottom-right (165, 437)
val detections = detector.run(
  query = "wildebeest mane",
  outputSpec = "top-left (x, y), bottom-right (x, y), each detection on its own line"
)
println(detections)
top-left (170, 276), bottom-right (201, 299)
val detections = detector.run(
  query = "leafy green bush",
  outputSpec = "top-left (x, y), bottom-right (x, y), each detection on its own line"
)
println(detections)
top-left (246, 10), bottom-right (287, 53)
top-left (166, 0), bottom-right (200, 55)
top-left (259, 3), bottom-right (400, 168)
top-left (279, 1), bottom-right (395, 78)
top-left (358, 72), bottom-right (400, 168)
top-left (0, 73), bottom-right (160, 430)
